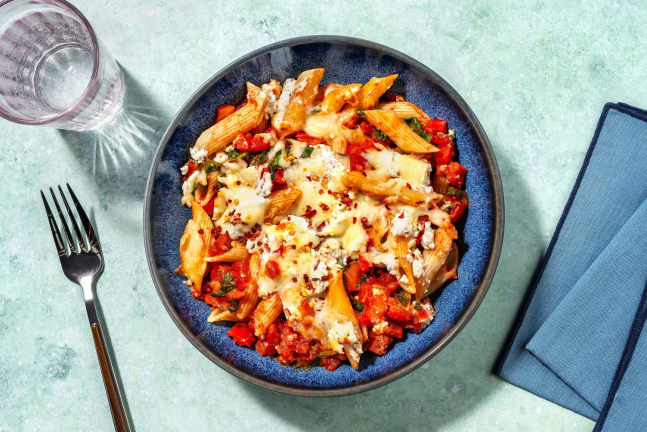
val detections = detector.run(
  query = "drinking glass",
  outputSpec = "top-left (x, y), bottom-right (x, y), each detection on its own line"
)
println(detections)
top-left (0, 0), bottom-right (124, 131)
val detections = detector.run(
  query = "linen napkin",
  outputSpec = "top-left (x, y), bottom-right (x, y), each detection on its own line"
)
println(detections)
top-left (495, 103), bottom-right (647, 431)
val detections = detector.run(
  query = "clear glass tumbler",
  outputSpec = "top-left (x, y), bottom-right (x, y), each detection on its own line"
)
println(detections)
top-left (0, 0), bottom-right (124, 131)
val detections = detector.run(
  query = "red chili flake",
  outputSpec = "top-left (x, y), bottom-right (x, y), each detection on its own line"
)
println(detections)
top-left (385, 203), bottom-right (391, 210)
top-left (398, 213), bottom-right (405, 219)
top-left (318, 189), bottom-right (324, 195)
top-left (367, 238), bottom-right (375, 249)
top-left (236, 180), bottom-right (242, 185)
top-left (306, 175), bottom-right (312, 181)
top-left (304, 274), bottom-right (310, 283)
top-left (319, 203), bottom-right (330, 211)
top-left (352, 217), bottom-right (357, 224)
top-left (198, 229), bottom-right (204, 235)
top-left (307, 241), bottom-right (313, 247)
top-left (226, 199), bottom-right (232, 204)
top-left (292, 277), bottom-right (297, 283)
top-left (316, 221), bottom-right (327, 230)
top-left (321, 274), bottom-right (331, 281)
top-left (354, 203), bottom-right (358, 209)
top-left (291, 244), bottom-right (296, 249)
top-left (327, 190), bottom-right (334, 196)
top-left (361, 172), bottom-right (367, 177)
top-left (405, 183), bottom-right (412, 190)
top-left (303, 205), bottom-right (317, 219)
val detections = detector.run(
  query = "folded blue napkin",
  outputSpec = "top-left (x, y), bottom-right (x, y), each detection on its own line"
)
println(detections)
top-left (495, 103), bottom-right (647, 431)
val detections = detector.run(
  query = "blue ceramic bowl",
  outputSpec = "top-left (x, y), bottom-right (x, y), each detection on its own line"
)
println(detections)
top-left (144, 36), bottom-right (503, 396)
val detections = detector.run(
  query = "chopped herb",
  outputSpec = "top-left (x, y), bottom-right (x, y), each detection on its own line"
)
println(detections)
top-left (335, 257), bottom-right (345, 269)
top-left (395, 288), bottom-right (410, 306)
top-left (228, 149), bottom-right (248, 160)
top-left (300, 145), bottom-right (314, 158)
top-left (351, 297), bottom-right (365, 312)
top-left (249, 149), bottom-right (269, 166)
top-left (356, 109), bottom-right (366, 116)
top-left (295, 357), bottom-right (321, 370)
top-left (285, 146), bottom-right (292, 157)
top-left (210, 272), bottom-right (236, 296)
top-left (358, 272), bottom-right (371, 288)
top-left (228, 299), bottom-right (239, 313)
top-left (447, 187), bottom-right (469, 203)
top-left (404, 117), bottom-right (432, 141)
top-left (268, 150), bottom-right (283, 179)
top-left (440, 202), bottom-right (453, 213)
top-left (414, 302), bottom-right (422, 311)
top-left (205, 162), bottom-right (222, 173)
top-left (373, 129), bottom-right (388, 141)
top-left (216, 181), bottom-right (225, 188)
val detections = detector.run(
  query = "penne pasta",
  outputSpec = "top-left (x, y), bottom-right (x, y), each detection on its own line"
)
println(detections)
top-left (424, 243), bottom-right (459, 297)
top-left (194, 83), bottom-right (268, 155)
top-left (273, 68), bottom-right (325, 138)
top-left (416, 222), bottom-right (457, 300)
top-left (320, 83), bottom-right (361, 114)
top-left (179, 202), bottom-right (214, 291)
top-left (204, 245), bottom-right (250, 262)
top-left (341, 172), bottom-right (442, 206)
top-left (363, 110), bottom-right (438, 154)
top-left (235, 253), bottom-right (261, 320)
top-left (208, 309), bottom-right (240, 323)
top-left (265, 187), bottom-right (301, 221)
top-left (325, 271), bottom-right (362, 369)
top-left (377, 101), bottom-right (431, 124)
top-left (355, 74), bottom-right (398, 109)
top-left (395, 236), bottom-right (417, 294)
top-left (251, 292), bottom-right (283, 337)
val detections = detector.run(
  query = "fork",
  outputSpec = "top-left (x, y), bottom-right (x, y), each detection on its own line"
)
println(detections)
top-left (41, 184), bottom-right (131, 432)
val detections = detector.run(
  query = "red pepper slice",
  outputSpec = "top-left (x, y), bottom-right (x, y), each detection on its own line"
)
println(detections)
top-left (216, 105), bottom-right (236, 123)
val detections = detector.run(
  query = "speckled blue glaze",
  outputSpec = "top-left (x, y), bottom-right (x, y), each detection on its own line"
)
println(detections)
top-left (145, 37), bottom-right (501, 395)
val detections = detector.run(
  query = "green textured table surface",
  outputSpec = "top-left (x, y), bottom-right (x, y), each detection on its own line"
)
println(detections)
top-left (2, 1), bottom-right (646, 431)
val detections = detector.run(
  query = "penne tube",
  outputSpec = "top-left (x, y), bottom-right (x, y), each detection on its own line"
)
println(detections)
top-left (196, 171), bottom-right (221, 207)
top-left (273, 68), bottom-right (325, 138)
top-left (377, 101), bottom-right (431, 124)
top-left (325, 271), bottom-right (362, 369)
top-left (341, 172), bottom-right (442, 206)
top-left (194, 83), bottom-right (268, 155)
top-left (179, 202), bottom-right (214, 291)
top-left (320, 83), bottom-right (361, 114)
top-left (251, 292), bottom-right (283, 337)
top-left (364, 110), bottom-right (438, 154)
top-left (395, 236), bottom-right (417, 294)
top-left (424, 243), bottom-right (459, 297)
top-left (355, 74), bottom-right (398, 109)
top-left (208, 309), bottom-right (240, 323)
top-left (416, 223), bottom-right (457, 300)
top-left (265, 187), bottom-right (301, 220)
top-left (235, 253), bottom-right (261, 320)
top-left (204, 245), bottom-right (250, 262)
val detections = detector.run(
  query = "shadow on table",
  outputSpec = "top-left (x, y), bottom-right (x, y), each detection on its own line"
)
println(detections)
top-left (56, 67), bottom-right (171, 432)
top-left (241, 148), bottom-right (539, 431)
top-left (58, 67), bottom-right (171, 205)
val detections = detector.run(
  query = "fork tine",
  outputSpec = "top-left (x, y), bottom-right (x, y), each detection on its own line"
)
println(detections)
top-left (41, 190), bottom-right (67, 257)
top-left (49, 187), bottom-right (77, 254)
top-left (58, 185), bottom-right (86, 252)
top-left (66, 184), bottom-right (100, 251)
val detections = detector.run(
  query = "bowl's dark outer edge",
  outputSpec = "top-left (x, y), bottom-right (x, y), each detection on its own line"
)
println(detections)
top-left (143, 35), bottom-right (505, 398)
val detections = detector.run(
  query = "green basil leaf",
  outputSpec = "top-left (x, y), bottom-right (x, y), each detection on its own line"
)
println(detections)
top-left (211, 272), bottom-right (237, 297)
top-left (300, 145), bottom-right (314, 158)
top-left (373, 129), bottom-right (388, 141)
top-left (228, 299), bottom-right (239, 313)
top-left (404, 117), bottom-right (432, 141)
top-left (351, 297), bottom-right (365, 312)
top-left (205, 162), bottom-right (221, 173)
top-left (249, 149), bottom-right (269, 166)
top-left (228, 149), bottom-right (248, 160)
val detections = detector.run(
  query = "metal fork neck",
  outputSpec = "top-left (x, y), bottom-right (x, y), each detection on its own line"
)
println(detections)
top-left (79, 276), bottom-right (99, 325)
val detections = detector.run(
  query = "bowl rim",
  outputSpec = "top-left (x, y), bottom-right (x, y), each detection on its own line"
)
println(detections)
top-left (144, 35), bottom-right (504, 397)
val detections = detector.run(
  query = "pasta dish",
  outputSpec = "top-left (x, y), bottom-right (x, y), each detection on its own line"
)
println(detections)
top-left (176, 69), bottom-right (469, 371)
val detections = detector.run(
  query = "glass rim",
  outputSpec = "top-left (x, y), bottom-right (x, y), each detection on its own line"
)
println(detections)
top-left (0, 0), bottom-right (102, 125)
